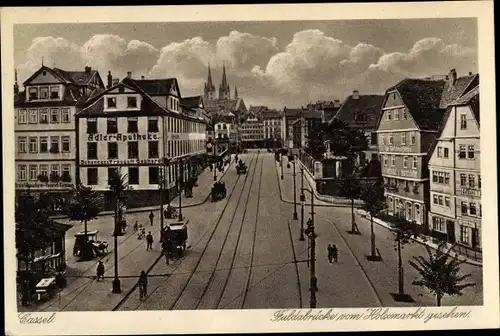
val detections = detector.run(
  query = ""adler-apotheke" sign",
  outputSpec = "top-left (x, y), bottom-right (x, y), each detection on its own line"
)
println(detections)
top-left (87, 133), bottom-right (159, 142)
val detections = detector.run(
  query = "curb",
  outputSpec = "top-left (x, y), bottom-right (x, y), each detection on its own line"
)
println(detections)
top-left (51, 157), bottom-right (236, 221)
top-left (355, 209), bottom-right (482, 267)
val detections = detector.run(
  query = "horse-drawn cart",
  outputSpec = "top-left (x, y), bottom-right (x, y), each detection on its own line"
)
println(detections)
top-left (236, 161), bottom-right (247, 174)
top-left (162, 221), bottom-right (189, 258)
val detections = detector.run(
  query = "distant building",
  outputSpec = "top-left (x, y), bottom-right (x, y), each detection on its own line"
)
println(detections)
top-left (14, 65), bottom-right (105, 209)
top-left (282, 107), bottom-right (303, 151)
top-left (332, 90), bottom-right (385, 166)
top-left (240, 116), bottom-right (264, 148)
top-left (428, 84), bottom-right (480, 249)
top-left (261, 109), bottom-right (283, 148)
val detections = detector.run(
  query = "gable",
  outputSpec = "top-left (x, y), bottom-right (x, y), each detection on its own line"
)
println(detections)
top-left (27, 69), bottom-right (64, 85)
top-left (107, 84), bottom-right (139, 94)
top-left (376, 91), bottom-right (418, 131)
top-left (169, 79), bottom-right (181, 98)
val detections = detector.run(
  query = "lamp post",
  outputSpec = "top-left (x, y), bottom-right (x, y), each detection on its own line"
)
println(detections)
top-left (178, 159), bottom-right (184, 221)
top-left (302, 188), bottom-right (317, 308)
top-left (299, 166), bottom-right (305, 241)
top-left (112, 199), bottom-right (121, 293)
top-left (280, 155), bottom-right (284, 180)
top-left (292, 156), bottom-right (298, 220)
top-left (213, 139), bottom-right (217, 182)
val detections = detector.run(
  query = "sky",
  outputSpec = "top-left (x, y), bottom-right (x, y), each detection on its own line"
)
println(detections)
top-left (14, 19), bottom-right (478, 108)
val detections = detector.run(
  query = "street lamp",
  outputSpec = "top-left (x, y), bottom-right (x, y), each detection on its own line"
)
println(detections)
top-left (302, 188), bottom-right (317, 308)
top-left (280, 155), bottom-right (284, 180)
top-left (178, 159), bottom-right (184, 221)
top-left (292, 156), bottom-right (298, 220)
top-left (213, 139), bottom-right (217, 182)
top-left (299, 166), bottom-right (305, 241)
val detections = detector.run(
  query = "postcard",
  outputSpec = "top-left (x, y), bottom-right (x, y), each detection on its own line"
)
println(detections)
top-left (2, 2), bottom-right (498, 335)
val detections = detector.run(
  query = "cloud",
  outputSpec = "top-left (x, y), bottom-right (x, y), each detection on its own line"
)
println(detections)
top-left (16, 31), bottom-right (477, 109)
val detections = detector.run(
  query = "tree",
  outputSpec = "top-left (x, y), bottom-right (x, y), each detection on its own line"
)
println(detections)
top-left (305, 123), bottom-right (327, 160)
top-left (342, 173), bottom-right (362, 235)
top-left (409, 242), bottom-right (475, 306)
top-left (325, 118), bottom-right (368, 165)
top-left (392, 219), bottom-right (419, 299)
top-left (66, 183), bottom-right (102, 259)
top-left (360, 179), bottom-right (386, 260)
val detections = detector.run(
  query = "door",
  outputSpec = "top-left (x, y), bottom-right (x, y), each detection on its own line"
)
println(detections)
top-left (446, 220), bottom-right (456, 243)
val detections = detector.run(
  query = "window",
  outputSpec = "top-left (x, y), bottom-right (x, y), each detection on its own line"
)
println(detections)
top-left (432, 216), bottom-right (444, 232)
top-left (18, 137), bottom-right (27, 153)
top-left (128, 142), bottom-right (138, 159)
top-left (394, 109), bottom-right (399, 120)
top-left (467, 145), bottom-right (475, 159)
top-left (39, 108), bottom-right (49, 123)
top-left (460, 114), bottom-right (467, 129)
top-left (458, 145), bottom-right (466, 159)
top-left (61, 164), bottom-right (71, 180)
top-left (108, 168), bottom-right (118, 185)
top-left (108, 142), bottom-right (118, 159)
top-left (128, 167), bottom-right (139, 185)
top-left (29, 137), bottom-right (38, 153)
top-left (387, 110), bottom-right (392, 120)
top-left (437, 147), bottom-right (442, 158)
top-left (29, 109), bottom-right (38, 124)
top-left (148, 141), bottom-right (159, 158)
top-left (461, 202), bottom-right (468, 215)
top-left (388, 134), bottom-right (393, 145)
top-left (50, 136), bottom-right (59, 153)
top-left (50, 86), bottom-right (59, 99)
top-left (468, 174), bottom-right (475, 188)
top-left (28, 87), bottom-right (38, 100)
top-left (127, 118), bottom-right (138, 133)
top-left (444, 173), bottom-right (450, 185)
top-left (148, 167), bottom-right (159, 184)
top-left (40, 164), bottom-right (48, 177)
top-left (460, 173), bottom-right (467, 186)
top-left (445, 197), bottom-right (451, 207)
top-left (460, 226), bottom-right (469, 245)
top-left (87, 143), bottom-right (97, 159)
top-left (410, 132), bottom-right (416, 145)
top-left (148, 117), bottom-right (159, 132)
top-left (107, 97), bottom-right (117, 108)
top-left (62, 108), bottom-right (70, 123)
top-left (107, 118), bottom-right (118, 133)
top-left (469, 203), bottom-right (477, 216)
top-left (40, 137), bottom-right (48, 153)
top-left (391, 155), bottom-right (395, 167)
top-left (402, 108), bottom-right (407, 120)
top-left (18, 165), bottom-right (27, 181)
top-left (50, 108), bottom-right (59, 123)
top-left (478, 175), bottom-right (481, 189)
top-left (40, 87), bottom-right (49, 99)
top-left (51, 164), bottom-right (60, 178)
top-left (411, 156), bottom-right (417, 169)
top-left (87, 168), bottom-right (98, 185)
top-left (438, 195), bottom-right (443, 205)
top-left (29, 165), bottom-right (38, 181)
top-left (403, 156), bottom-right (408, 168)
top-left (87, 119), bottom-right (97, 134)
top-left (444, 147), bottom-right (449, 158)
top-left (18, 109), bottom-right (27, 124)
top-left (59, 136), bottom-right (70, 152)
top-left (401, 132), bottom-right (406, 145)
top-left (127, 97), bottom-right (137, 108)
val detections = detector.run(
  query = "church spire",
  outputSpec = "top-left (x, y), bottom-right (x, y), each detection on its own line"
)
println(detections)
top-left (207, 61), bottom-right (213, 87)
top-left (204, 61), bottom-right (216, 101)
top-left (234, 86), bottom-right (238, 99)
top-left (219, 61), bottom-right (231, 100)
top-left (221, 61), bottom-right (228, 87)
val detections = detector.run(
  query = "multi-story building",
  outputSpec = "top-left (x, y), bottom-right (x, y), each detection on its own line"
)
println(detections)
top-left (333, 90), bottom-right (385, 166)
top-left (76, 73), bottom-right (206, 209)
top-left (261, 109), bottom-right (283, 148)
top-left (376, 69), bottom-right (478, 229)
top-left (428, 84), bottom-right (480, 249)
top-left (282, 107), bottom-right (302, 152)
top-left (213, 112), bottom-right (237, 159)
top-left (240, 116), bottom-right (264, 148)
top-left (14, 65), bottom-right (105, 209)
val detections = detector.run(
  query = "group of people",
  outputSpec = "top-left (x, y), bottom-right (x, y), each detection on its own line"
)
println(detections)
top-left (327, 244), bottom-right (339, 263)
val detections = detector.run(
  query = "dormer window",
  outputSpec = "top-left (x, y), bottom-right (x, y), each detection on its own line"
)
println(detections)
top-left (28, 87), bottom-right (38, 100)
top-left (50, 86), bottom-right (59, 99)
top-left (127, 97), bottom-right (137, 108)
top-left (40, 87), bottom-right (49, 99)
top-left (107, 97), bottom-right (117, 108)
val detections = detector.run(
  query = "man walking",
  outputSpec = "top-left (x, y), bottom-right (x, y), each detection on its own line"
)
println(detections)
top-left (332, 244), bottom-right (338, 262)
top-left (149, 211), bottom-right (154, 226)
top-left (327, 244), bottom-right (334, 264)
top-left (96, 261), bottom-right (105, 281)
top-left (146, 231), bottom-right (154, 251)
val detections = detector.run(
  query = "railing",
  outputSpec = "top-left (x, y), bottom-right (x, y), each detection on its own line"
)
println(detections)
top-left (450, 243), bottom-right (482, 262)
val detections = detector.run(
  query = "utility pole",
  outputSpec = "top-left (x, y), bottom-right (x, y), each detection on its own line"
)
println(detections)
top-left (112, 195), bottom-right (121, 293)
top-left (280, 154), bottom-right (284, 180)
top-left (292, 156), bottom-right (298, 220)
top-left (299, 166), bottom-right (305, 241)
top-left (213, 139), bottom-right (217, 182)
top-left (303, 188), bottom-right (317, 308)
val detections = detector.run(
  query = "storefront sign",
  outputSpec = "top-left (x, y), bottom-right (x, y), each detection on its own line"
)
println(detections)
top-left (16, 181), bottom-right (73, 189)
top-left (379, 145), bottom-right (414, 153)
top-left (384, 168), bottom-right (418, 179)
top-left (87, 133), bottom-right (159, 142)
top-left (80, 158), bottom-right (161, 166)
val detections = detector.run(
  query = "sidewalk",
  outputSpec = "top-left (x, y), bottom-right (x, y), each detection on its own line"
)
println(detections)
top-left (355, 209), bottom-right (482, 266)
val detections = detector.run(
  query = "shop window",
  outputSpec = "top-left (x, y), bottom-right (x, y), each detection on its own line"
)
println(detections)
top-left (87, 168), bottom-right (98, 185)
top-left (128, 167), bottom-right (139, 185)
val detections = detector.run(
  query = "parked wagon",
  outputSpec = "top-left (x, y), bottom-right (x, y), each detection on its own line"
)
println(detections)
top-left (73, 230), bottom-right (108, 260)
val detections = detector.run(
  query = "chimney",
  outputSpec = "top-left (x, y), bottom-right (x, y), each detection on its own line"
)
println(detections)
top-left (107, 71), bottom-right (112, 89)
top-left (353, 90), bottom-right (359, 99)
top-left (14, 69), bottom-right (19, 95)
top-left (127, 71), bottom-right (132, 79)
top-left (334, 99), bottom-right (340, 108)
top-left (112, 78), bottom-right (119, 86)
top-left (141, 75), bottom-right (145, 79)
top-left (449, 69), bottom-right (457, 86)
top-left (469, 72), bottom-right (473, 76)
top-left (85, 66), bottom-right (91, 74)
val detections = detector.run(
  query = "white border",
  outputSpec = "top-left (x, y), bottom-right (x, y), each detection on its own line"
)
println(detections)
top-left (2, 2), bottom-right (498, 334)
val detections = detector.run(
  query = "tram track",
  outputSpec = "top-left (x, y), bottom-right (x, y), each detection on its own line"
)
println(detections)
top-left (117, 155), bottom-right (257, 311)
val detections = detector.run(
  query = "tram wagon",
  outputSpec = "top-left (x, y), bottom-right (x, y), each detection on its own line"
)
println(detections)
top-left (211, 181), bottom-right (227, 202)
top-left (162, 221), bottom-right (188, 258)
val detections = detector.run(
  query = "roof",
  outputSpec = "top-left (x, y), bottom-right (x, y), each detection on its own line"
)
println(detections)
top-left (452, 84), bottom-right (480, 124)
top-left (14, 86), bottom-right (89, 107)
top-left (205, 98), bottom-right (245, 113)
top-left (283, 108), bottom-right (304, 117)
top-left (388, 78), bottom-right (447, 131)
top-left (181, 96), bottom-right (204, 109)
top-left (301, 109), bottom-right (323, 119)
top-left (23, 66), bottom-right (101, 87)
top-left (261, 110), bottom-right (282, 119)
top-left (439, 74), bottom-right (479, 108)
top-left (122, 77), bottom-right (179, 96)
top-left (333, 94), bottom-right (384, 129)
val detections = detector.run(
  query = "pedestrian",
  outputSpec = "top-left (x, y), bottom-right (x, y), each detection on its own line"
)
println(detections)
top-left (96, 261), bottom-right (105, 281)
top-left (149, 211), bottom-right (154, 226)
top-left (332, 244), bottom-right (338, 262)
top-left (138, 270), bottom-right (148, 299)
top-left (327, 244), bottom-right (334, 264)
top-left (163, 238), bottom-right (172, 265)
top-left (146, 231), bottom-right (153, 251)
top-left (133, 220), bottom-right (139, 232)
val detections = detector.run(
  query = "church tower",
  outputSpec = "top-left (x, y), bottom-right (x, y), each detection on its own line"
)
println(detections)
top-left (204, 62), bottom-right (216, 101)
top-left (234, 86), bottom-right (238, 99)
top-left (218, 61), bottom-right (231, 100)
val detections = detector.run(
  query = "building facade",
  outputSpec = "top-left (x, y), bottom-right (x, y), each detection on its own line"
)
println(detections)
top-left (261, 109), bottom-right (283, 148)
top-left (14, 65), bottom-right (105, 209)
top-left (77, 74), bottom-right (206, 208)
top-left (240, 117), bottom-right (264, 147)
top-left (428, 85), bottom-right (480, 249)
top-left (282, 108), bottom-right (302, 151)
